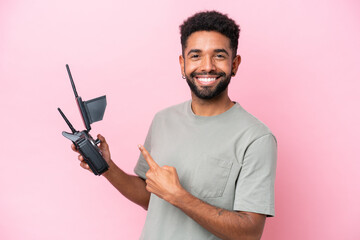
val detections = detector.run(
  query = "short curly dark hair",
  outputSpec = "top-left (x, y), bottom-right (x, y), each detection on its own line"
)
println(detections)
top-left (180, 11), bottom-right (240, 58)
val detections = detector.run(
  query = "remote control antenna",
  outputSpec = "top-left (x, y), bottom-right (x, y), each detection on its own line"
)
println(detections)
top-left (66, 64), bottom-right (78, 98)
top-left (57, 107), bottom-right (77, 133)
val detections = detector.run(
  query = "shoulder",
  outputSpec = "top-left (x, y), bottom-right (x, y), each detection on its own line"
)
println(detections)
top-left (153, 100), bottom-right (189, 121)
top-left (230, 103), bottom-right (275, 141)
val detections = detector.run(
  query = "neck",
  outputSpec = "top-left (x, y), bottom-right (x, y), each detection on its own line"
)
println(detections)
top-left (191, 89), bottom-right (234, 116)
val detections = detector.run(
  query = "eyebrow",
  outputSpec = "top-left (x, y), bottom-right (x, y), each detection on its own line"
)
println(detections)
top-left (214, 49), bottom-right (229, 56)
top-left (187, 49), bottom-right (201, 56)
top-left (187, 48), bottom-right (230, 56)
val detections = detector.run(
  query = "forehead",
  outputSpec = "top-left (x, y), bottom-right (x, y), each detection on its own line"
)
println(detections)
top-left (184, 31), bottom-right (231, 53)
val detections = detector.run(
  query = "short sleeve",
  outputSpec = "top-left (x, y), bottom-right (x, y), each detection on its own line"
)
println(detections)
top-left (233, 134), bottom-right (277, 217)
top-left (134, 120), bottom-right (153, 179)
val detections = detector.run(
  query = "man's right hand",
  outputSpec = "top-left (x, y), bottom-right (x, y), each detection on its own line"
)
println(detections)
top-left (71, 134), bottom-right (150, 209)
top-left (71, 134), bottom-right (112, 173)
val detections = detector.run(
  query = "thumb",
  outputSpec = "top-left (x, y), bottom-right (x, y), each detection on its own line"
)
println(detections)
top-left (97, 134), bottom-right (108, 145)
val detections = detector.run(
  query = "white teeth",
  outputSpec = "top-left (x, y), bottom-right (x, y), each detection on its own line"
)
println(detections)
top-left (197, 77), bottom-right (216, 82)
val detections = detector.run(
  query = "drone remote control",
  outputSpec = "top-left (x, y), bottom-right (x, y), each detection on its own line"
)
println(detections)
top-left (58, 64), bottom-right (108, 175)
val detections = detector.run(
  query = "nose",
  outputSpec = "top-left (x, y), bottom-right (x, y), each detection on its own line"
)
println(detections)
top-left (199, 56), bottom-right (216, 73)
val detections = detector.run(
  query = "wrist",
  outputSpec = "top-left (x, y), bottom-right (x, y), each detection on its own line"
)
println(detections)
top-left (102, 159), bottom-right (115, 178)
top-left (168, 186), bottom-right (192, 207)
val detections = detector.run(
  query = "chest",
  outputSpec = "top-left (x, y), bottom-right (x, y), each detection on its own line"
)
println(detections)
top-left (150, 122), bottom-right (245, 204)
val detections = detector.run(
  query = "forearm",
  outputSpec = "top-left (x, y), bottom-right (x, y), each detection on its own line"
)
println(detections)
top-left (169, 189), bottom-right (265, 240)
top-left (102, 160), bottom-right (150, 210)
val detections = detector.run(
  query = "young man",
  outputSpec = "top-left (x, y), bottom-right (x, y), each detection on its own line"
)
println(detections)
top-left (74, 11), bottom-right (277, 240)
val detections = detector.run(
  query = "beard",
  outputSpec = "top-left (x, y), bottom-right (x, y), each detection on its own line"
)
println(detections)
top-left (185, 70), bottom-right (232, 100)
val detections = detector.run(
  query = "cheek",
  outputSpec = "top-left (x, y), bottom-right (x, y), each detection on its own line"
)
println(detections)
top-left (218, 62), bottom-right (233, 74)
top-left (184, 62), bottom-right (199, 74)
top-left (184, 60), bottom-right (233, 74)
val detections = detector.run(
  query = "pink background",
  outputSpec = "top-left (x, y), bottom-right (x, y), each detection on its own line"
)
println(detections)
top-left (1, 0), bottom-right (359, 239)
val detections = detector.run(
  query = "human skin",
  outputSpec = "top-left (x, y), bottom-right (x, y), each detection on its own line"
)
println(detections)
top-left (74, 31), bottom-right (266, 239)
top-left (72, 136), bottom-right (150, 210)
top-left (179, 31), bottom-right (241, 116)
top-left (139, 144), bottom-right (265, 240)
top-left (137, 31), bottom-right (266, 240)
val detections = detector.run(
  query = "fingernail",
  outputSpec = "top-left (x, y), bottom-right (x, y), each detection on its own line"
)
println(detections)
top-left (138, 144), bottom-right (142, 150)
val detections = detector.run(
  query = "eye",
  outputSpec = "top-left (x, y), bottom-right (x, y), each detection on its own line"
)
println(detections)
top-left (215, 54), bottom-right (225, 59)
top-left (190, 54), bottom-right (200, 59)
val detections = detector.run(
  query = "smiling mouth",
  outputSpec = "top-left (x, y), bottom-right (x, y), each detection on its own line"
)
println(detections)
top-left (196, 76), bottom-right (219, 85)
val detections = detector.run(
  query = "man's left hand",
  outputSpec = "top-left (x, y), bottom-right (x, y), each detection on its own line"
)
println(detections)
top-left (138, 145), bottom-right (184, 203)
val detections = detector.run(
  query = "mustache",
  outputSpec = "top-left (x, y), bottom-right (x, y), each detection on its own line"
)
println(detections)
top-left (190, 71), bottom-right (226, 78)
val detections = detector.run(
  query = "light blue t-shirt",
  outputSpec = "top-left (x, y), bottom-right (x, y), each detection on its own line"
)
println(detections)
top-left (134, 100), bottom-right (277, 240)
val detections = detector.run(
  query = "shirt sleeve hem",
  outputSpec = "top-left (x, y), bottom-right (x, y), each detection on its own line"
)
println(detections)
top-left (134, 167), bottom-right (146, 180)
top-left (233, 204), bottom-right (275, 217)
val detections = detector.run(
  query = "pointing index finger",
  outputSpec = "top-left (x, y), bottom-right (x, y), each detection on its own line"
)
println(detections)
top-left (138, 144), bottom-right (159, 169)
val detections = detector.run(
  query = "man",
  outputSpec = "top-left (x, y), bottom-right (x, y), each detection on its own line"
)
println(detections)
top-left (73, 11), bottom-right (277, 240)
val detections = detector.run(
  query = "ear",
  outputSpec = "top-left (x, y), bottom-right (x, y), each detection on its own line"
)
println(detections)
top-left (231, 55), bottom-right (241, 76)
top-left (179, 55), bottom-right (185, 76)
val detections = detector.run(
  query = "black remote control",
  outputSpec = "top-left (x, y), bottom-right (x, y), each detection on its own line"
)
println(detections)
top-left (58, 64), bottom-right (108, 175)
